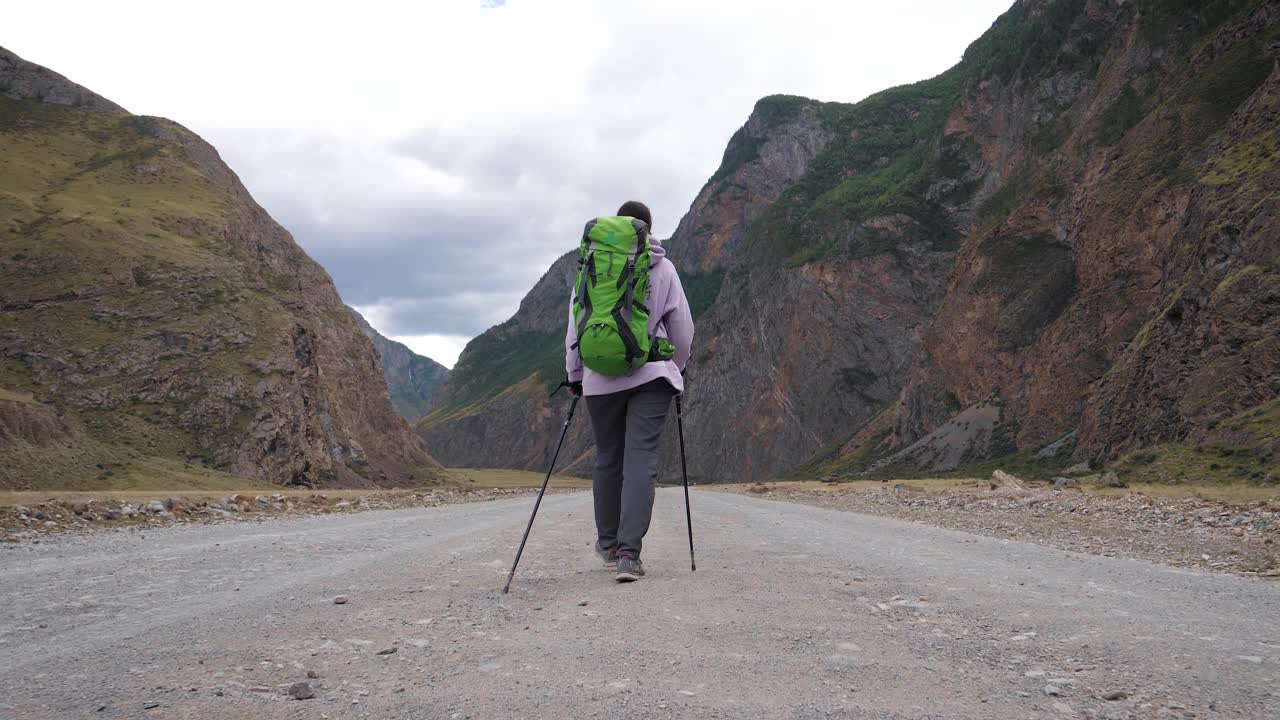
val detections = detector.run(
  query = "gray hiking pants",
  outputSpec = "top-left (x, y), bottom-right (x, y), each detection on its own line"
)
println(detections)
top-left (585, 378), bottom-right (675, 559)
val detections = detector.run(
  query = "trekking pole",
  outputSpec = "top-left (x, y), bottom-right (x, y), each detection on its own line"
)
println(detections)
top-left (676, 395), bottom-right (696, 572)
top-left (503, 394), bottom-right (579, 594)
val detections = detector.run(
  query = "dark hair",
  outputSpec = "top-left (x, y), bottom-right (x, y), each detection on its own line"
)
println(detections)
top-left (616, 200), bottom-right (652, 229)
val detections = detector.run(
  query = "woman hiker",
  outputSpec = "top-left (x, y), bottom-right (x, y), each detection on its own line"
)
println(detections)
top-left (565, 200), bottom-right (694, 582)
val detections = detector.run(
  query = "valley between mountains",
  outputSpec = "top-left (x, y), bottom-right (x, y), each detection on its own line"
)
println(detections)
top-left (4, 1), bottom-right (1278, 495)
top-left (421, 0), bottom-right (1280, 492)
top-left (2, 3), bottom-right (1279, 718)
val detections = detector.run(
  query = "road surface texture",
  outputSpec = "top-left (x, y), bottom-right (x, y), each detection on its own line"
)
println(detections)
top-left (1, 490), bottom-right (1277, 719)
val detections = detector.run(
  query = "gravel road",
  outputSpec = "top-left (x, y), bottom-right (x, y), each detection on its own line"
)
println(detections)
top-left (1, 490), bottom-right (1277, 719)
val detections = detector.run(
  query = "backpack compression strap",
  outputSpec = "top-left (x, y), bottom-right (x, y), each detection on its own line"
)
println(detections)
top-left (572, 219), bottom-right (599, 344)
top-left (613, 219), bottom-right (649, 365)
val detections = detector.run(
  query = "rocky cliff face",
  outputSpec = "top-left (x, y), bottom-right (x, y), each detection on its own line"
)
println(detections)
top-left (0, 47), bottom-right (124, 112)
top-left (424, 0), bottom-right (1280, 484)
top-left (878, 0), bottom-right (1280, 478)
top-left (0, 47), bottom-right (440, 490)
top-left (349, 308), bottom-right (449, 422)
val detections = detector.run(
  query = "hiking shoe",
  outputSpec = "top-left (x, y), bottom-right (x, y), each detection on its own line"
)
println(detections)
top-left (615, 555), bottom-right (645, 582)
top-left (595, 541), bottom-right (618, 566)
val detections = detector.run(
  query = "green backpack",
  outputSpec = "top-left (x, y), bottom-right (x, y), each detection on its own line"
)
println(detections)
top-left (571, 216), bottom-right (675, 376)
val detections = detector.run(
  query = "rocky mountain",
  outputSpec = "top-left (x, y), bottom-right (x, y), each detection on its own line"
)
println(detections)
top-left (416, 252), bottom-right (591, 474)
top-left (0, 47), bottom-right (441, 490)
top-left (425, 0), bottom-right (1279, 485)
top-left (349, 308), bottom-right (449, 421)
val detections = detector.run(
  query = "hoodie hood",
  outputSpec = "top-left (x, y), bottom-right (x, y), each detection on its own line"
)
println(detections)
top-left (648, 235), bottom-right (666, 263)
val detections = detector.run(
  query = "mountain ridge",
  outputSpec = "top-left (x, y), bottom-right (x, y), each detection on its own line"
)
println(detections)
top-left (0, 46), bottom-right (441, 489)
top-left (0, 46), bottom-right (125, 113)
top-left (424, 0), bottom-right (1279, 486)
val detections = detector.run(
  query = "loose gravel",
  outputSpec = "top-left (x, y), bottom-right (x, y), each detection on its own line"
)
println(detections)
top-left (1, 490), bottom-right (1277, 719)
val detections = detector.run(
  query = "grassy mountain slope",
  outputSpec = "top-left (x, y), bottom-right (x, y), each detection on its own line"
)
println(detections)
top-left (0, 47), bottom-right (440, 490)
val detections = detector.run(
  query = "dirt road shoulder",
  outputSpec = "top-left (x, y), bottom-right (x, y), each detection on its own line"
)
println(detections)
top-left (714, 481), bottom-right (1280, 577)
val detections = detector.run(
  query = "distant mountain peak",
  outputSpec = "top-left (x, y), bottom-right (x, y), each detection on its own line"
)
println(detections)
top-left (348, 307), bottom-right (450, 422)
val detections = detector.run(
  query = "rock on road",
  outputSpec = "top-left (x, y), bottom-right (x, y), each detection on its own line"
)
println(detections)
top-left (1, 490), bottom-right (1277, 719)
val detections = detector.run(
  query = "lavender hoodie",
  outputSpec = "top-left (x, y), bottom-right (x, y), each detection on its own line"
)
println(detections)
top-left (565, 237), bottom-right (694, 396)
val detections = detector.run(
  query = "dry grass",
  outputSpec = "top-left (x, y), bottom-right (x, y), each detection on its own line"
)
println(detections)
top-left (0, 487), bottom-right (369, 508)
top-left (1084, 480), bottom-right (1280, 505)
top-left (0, 468), bottom-right (588, 509)
top-left (441, 468), bottom-right (591, 490)
top-left (740, 476), bottom-right (1280, 506)
top-left (0, 388), bottom-right (37, 403)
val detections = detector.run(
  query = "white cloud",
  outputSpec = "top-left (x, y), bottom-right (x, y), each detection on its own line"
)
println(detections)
top-left (391, 335), bottom-right (472, 370)
top-left (7, 0), bottom-right (1014, 361)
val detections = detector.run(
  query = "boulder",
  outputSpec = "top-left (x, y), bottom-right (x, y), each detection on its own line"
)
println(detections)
top-left (1102, 470), bottom-right (1127, 488)
top-left (990, 470), bottom-right (1028, 491)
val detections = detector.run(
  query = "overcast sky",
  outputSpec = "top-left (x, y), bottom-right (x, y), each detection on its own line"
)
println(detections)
top-left (9, 0), bottom-right (1011, 367)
